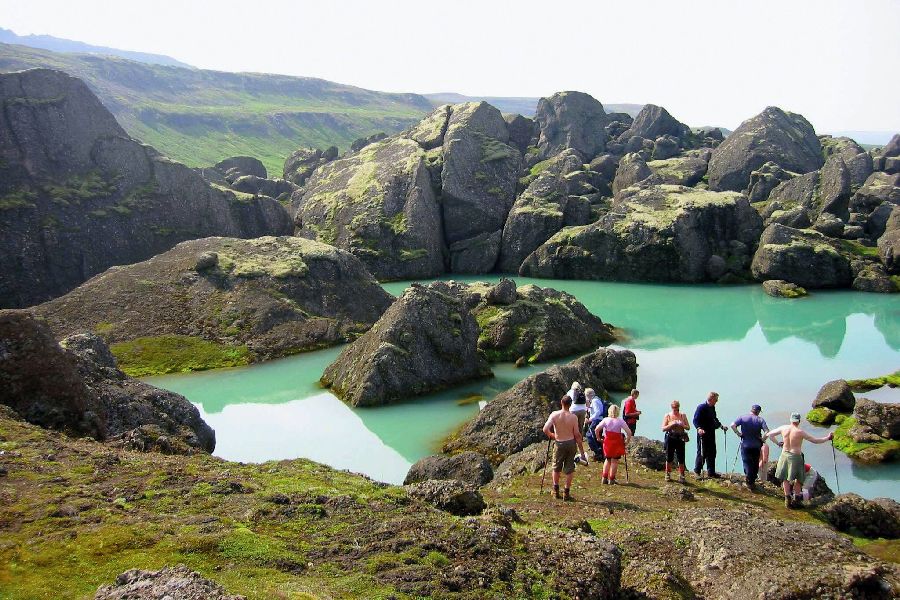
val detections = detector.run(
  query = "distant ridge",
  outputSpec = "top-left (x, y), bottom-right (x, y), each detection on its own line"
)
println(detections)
top-left (425, 92), bottom-right (644, 119)
top-left (0, 26), bottom-right (193, 68)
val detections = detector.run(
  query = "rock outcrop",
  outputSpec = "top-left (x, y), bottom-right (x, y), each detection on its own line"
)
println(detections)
top-left (404, 452), bottom-right (494, 487)
top-left (321, 283), bottom-right (492, 407)
top-left (751, 224), bottom-right (853, 288)
top-left (708, 106), bottom-right (823, 192)
top-left (445, 348), bottom-right (637, 460)
top-left (521, 185), bottom-right (763, 283)
top-left (854, 397), bottom-right (900, 440)
top-left (294, 137), bottom-right (444, 280)
top-left (95, 565), bottom-right (245, 600)
top-left (0, 311), bottom-right (215, 453)
top-left (617, 104), bottom-right (691, 147)
top-left (404, 479), bottom-right (486, 516)
top-left (812, 379), bottom-right (856, 412)
top-left (823, 493), bottom-right (900, 539)
top-left (762, 279), bottom-right (808, 298)
top-left (534, 91), bottom-right (608, 159)
top-left (33, 236), bottom-right (392, 366)
top-left (626, 436), bottom-right (666, 470)
top-left (283, 145), bottom-right (338, 186)
top-left (0, 69), bottom-right (292, 308)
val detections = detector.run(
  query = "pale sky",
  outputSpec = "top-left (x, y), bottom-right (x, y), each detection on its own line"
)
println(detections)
top-left (2, 0), bottom-right (899, 132)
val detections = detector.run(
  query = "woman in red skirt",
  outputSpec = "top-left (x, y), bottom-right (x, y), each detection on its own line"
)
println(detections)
top-left (594, 404), bottom-right (633, 484)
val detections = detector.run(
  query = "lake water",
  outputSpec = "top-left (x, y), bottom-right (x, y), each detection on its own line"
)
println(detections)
top-left (147, 278), bottom-right (900, 499)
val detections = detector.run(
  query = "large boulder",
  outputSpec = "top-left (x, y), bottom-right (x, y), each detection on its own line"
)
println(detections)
top-left (708, 106), bottom-right (823, 192)
top-left (0, 69), bottom-right (293, 308)
top-left (747, 161), bottom-right (798, 203)
top-left (213, 156), bottom-right (267, 181)
top-left (440, 102), bottom-right (521, 273)
top-left (612, 153), bottom-right (653, 195)
top-left (283, 145), bottom-right (338, 186)
top-left (0, 311), bottom-right (215, 453)
top-left (295, 137), bottom-right (445, 280)
top-left (404, 452), bottom-right (494, 487)
top-left (617, 104), bottom-right (691, 145)
top-left (812, 379), bottom-right (856, 412)
top-left (822, 493), bottom-right (900, 539)
top-left (762, 279), bottom-right (808, 298)
top-left (321, 282), bottom-right (491, 407)
top-left (33, 237), bottom-right (392, 364)
top-left (534, 91), bottom-right (608, 159)
top-left (878, 206), bottom-right (900, 273)
top-left (472, 282), bottom-right (616, 363)
top-left (646, 149), bottom-right (711, 187)
top-left (404, 479), bottom-right (486, 516)
top-left (521, 185), bottom-right (763, 283)
top-left (625, 436), bottom-right (666, 470)
top-left (497, 150), bottom-right (587, 273)
top-left (229, 175), bottom-right (294, 201)
top-left (854, 397), bottom-right (900, 440)
top-left (850, 172), bottom-right (900, 214)
top-left (503, 113), bottom-right (536, 154)
top-left (95, 565), bottom-right (245, 600)
top-left (821, 136), bottom-right (873, 190)
top-left (751, 224), bottom-right (853, 288)
top-left (445, 348), bottom-right (637, 460)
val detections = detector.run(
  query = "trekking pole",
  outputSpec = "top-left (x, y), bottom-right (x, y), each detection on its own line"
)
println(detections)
top-left (731, 444), bottom-right (740, 474)
top-left (722, 428), bottom-right (727, 475)
top-left (831, 439), bottom-right (841, 495)
top-left (539, 439), bottom-right (552, 494)
top-left (698, 433), bottom-right (705, 480)
top-left (624, 447), bottom-right (630, 483)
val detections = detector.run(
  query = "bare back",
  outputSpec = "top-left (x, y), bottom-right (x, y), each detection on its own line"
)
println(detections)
top-left (772, 424), bottom-right (826, 453)
top-left (546, 410), bottom-right (581, 442)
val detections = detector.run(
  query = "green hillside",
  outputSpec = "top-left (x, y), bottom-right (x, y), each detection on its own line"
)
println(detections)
top-left (0, 43), bottom-right (432, 174)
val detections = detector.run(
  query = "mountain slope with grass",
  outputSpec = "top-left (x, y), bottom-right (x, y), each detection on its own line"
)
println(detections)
top-left (0, 43), bottom-right (433, 174)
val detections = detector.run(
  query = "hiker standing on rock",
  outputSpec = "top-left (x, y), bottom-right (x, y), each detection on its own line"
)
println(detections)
top-left (567, 381), bottom-right (588, 432)
top-left (764, 412), bottom-right (833, 508)
top-left (585, 388), bottom-right (606, 462)
top-left (595, 404), bottom-right (632, 485)
top-left (693, 392), bottom-right (727, 478)
top-left (730, 404), bottom-right (769, 490)
top-left (662, 400), bottom-right (690, 483)
top-left (543, 394), bottom-right (588, 501)
top-left (623, 389), bottom-right (641, 435)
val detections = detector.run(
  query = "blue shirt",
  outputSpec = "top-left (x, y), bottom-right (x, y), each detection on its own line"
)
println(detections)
top-left (733, 414), bottom-right (768, 449)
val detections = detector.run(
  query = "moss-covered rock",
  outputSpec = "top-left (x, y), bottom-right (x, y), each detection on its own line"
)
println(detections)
top-left (295, 137), bottom-right (444, 280)
top-left (807, 407), bottom-right (838, 425)
top-left (33, 236), bottom-right (392, 371)
top-left (646, 149), bottom-right (711, 187)
top-left (521, 184), bottom-right (763, 283)
top-left (751, 224), bottom-right (854, 288)
top-left (833, 416), bottom-right (900, 462)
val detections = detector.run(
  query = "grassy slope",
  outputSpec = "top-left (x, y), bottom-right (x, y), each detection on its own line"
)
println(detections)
top-left (0, 43), bottom-right (432, 175)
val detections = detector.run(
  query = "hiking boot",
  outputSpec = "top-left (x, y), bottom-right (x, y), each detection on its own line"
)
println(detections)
top-left (707, 472), bottom-right (721, 479)
top-left (665, 472), bottom-right (672, 482)
top-left (553, 484), bottom-right (560, 499)
top-left (747, 482), bottom-right (757, 492)
top-left (609, 478), bottom-right (618, 485)
top-left (679, 474), bottom-right (687, 484)
top-left (784, 495), bottom-right (792, 509)
top-left (790, 496), bottom-right (803, 509)
top-left (602, 477), bottom-right (609, 485)
top-left (563, 488), bottom-right (573, 502)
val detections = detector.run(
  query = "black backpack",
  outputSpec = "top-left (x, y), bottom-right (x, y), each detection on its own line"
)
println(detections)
top-left (573, 389), bottom-right (586, 405)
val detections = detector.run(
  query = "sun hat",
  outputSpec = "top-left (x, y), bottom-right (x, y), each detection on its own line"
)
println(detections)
top-left (790, 412), bottom-right (802, 423)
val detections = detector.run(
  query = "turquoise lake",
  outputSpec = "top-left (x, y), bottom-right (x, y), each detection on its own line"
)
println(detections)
top-left (147, 278), bottom-right (900, 499)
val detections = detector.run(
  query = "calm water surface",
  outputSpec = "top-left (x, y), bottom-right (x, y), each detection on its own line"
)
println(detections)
top-left (148, 278), bottom-right (900, 499)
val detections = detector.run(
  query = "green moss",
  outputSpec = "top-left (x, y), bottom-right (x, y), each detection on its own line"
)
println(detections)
top-left (0, 188), bottom-right (38, 210)
top-left (847, 370), bottom-right (900, 391)
top-left (833, 417), bottom-right (900, 462)
top-left (219, 240), bottom-right (309, 278)
top-left (110, 335), bottom-right (251, 376)
top-left (806, 407), bottom-right (838, 425)
top-left (386, 212), bottom-right (408, 235)
top-left (479, 133), bottom-right (517, 163)
top-left (399, 248), bottom-right (428, 262)
top-left (43, 171), bottom-right (116, 205)
top-left (840, 240), bottom-right (880, 259)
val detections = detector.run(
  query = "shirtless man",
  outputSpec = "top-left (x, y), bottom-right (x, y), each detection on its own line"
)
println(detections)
top-left (543, 395), bottom-right (588, 501)
top-left (764, 412), bottom-right (833, 508)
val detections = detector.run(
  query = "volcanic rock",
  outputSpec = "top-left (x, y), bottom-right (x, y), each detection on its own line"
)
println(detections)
top-left (95, 565), bottom-right (245, 600)
top-left (812, 379), bottom-right (856, 412)
top-left (404, 452), bottom-right (494, 487)
top-left (534, 91), bottom-right (608, 159)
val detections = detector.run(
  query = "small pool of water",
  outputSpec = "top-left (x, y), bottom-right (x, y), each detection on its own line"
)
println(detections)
top-left (148, 278), bottom-right (900, 499)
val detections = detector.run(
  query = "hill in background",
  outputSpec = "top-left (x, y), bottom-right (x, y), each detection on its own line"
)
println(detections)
top-left (425, 92), bottom-right (644, 118)
top-left (0, 43), bottom-right (433, 174)
top-left (0, 26), bottom-right (192, 68)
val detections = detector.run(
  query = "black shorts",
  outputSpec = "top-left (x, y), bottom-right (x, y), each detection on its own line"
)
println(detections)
top-left (665, 435), bottom-right (686, 464)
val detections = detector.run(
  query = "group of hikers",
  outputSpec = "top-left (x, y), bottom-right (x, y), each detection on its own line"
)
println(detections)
top-left (542, 384), bottom-right (834, 508)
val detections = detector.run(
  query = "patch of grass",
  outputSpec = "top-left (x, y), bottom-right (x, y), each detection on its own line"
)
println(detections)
top-left (109, 335), bottom-right (252, 376)
top-left (833, 417), bottom-right (900, 462)
top-left (0, 188), bottom-right (38, 210)
top-left (840, 239), bottom-right (880, 259)
top-left (399, 248), bottom-right (428, 262)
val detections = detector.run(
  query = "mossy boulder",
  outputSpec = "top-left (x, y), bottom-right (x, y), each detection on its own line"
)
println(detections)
top-left (617, 104), bottom-right (692, 146)
top-left (646, 149), bottom-right (711, 187)
top-left (751, 224), bottom-right (853, 288)
top-left (612, 152), bottom-right (653, 195)
top-left (321, 282), bottom-right (492, 407)
top-left (534, 91), bottom-right (608, 159)
top-left (822, 494), bottom-right (900, 539)
top-left (813, 379), bottom-right (856, 412)
top-left (404, 452), bottom-right (494, 488)
top-left (850, 172), bottom-right (900, 215)
top-left (471, 282), bottom-right (616, 363)
top-left (820, 136), bottom-right (874, 189)
top-left (96, 565), bottom-right (245, 600)
top-left (762, 279), bottom-right (808, 298)
top-left (854, 397), bottom-right (900, 440)
top-left (806, 407), bottom-right (838, 425)
top-left (708, 106), bottom-right (823, 192)
top-left (833, 416), bottom-right (900, 462)
top-left (0, 69), bottom-right (292, 309)
top-left (33, 236), bottom-right (392, 372)
top-left (521, 184), bottom-right (763, 283)
top-left (295, 137), bottom-right (445, 280)
top-left (445, 348), bottom-right (637, 460)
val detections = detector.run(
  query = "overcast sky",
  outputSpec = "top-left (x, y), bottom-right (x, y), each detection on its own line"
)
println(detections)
top-left (2, 0), bottom-right (898, 132)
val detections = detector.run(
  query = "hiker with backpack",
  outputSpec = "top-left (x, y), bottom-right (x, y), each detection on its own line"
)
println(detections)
top-left (567, 381), bottom-right (588, 432)
top-left (584, 388), bottom-right (606, 462)
top-left (543, 394), bottom-right (588, 501)
top-left (764, 412), bottom-right (833, 508)
top-left (662, 400), bottom-right (690, 483)
top-left (594, 404), bottom-right (632, 485)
